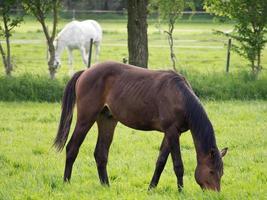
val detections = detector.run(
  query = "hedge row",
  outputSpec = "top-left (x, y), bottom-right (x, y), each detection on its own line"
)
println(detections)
top-left (0, 74), bottom-right (67, 102)
top-left (187, 71), bottom-right (267, 100)
top-left (0, 72), bottom-right (266, 102)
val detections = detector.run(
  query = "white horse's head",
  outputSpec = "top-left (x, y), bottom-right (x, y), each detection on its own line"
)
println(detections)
top-left (53, 39), bottom-right (61, 68)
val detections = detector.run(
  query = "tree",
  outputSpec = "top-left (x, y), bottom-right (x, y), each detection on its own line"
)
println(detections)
top-left (193, 0), bottom-right (204, 11)
top-left (0, 0), bottom-right (23, 75)
top-left (127, 0), bottom-right (148, 68)
top-left (23, 0), bottom-right (60, 79)
top-left (205, 0), bottom-right (267, 74)
top-left (150, 0), bottom-right (194, 71)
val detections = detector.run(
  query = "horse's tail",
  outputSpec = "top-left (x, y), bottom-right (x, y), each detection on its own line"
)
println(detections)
top-left (53, 70), bottom-right (84, 152)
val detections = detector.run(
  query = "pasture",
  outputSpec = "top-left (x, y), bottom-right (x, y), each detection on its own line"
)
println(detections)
top-left (8, 16), bottom-right (267, 77)
top-left (0, 101), bottom-right (266, 199)
top-left (0, 14), bottom-right (267, 199)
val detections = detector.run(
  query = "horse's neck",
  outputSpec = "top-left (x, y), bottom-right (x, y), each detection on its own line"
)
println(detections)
top-left (184, 94), bottom-right (218, 160)
top-left (176, 78), bottom-right (218, 161)
top-left (55, 39), bottom-right (66, 58)
top-left (189, 116), bottom-right (218, 162)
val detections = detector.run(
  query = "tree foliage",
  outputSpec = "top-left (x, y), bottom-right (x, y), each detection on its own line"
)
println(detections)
top-left (0, 0), bottom-right (23, 75)
top-left (205, 0), bottom-right (267, 74)
top-left (23, 0), bottom-right (60, 79)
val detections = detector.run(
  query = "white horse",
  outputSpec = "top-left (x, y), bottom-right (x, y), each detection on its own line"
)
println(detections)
top-left (53, 20), bottom-right (102, 74)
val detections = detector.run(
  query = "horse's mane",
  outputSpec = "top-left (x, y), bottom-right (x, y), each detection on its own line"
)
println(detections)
top-left (173, 75), bottom-right (217, 154)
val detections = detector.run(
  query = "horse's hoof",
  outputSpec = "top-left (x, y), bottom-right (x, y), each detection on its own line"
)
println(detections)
top-left (63, 178), bottom-right (70, 183)
top-left (100, 181), bottom-right (110, 187)
top-left (148, 184), bottom-right (156, 191)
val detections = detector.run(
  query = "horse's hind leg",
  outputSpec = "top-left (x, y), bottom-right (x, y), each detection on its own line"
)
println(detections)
top-left (94, 109), bottom-right (117, 186)
top-left (94, 42), bottom-right (100, 63)
top-left (64, 105), bottom-right (102, 182)
top-left (149, 136), bottom-right (170, 189)
top-left (64, 121), bottom-right (93, 182)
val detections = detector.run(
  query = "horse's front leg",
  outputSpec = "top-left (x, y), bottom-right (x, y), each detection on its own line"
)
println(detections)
top-left (165, 126), bottom-right (184, 192)
top-left (67, 48), bottom-right (74, 76)
top-left (149, 136), bottom-right (170, 190)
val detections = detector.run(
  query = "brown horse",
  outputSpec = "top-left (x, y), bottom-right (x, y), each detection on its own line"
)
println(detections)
top-left (54, 61), bottom-right (228, 191)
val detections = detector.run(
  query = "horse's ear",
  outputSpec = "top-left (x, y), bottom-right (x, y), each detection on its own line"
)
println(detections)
top-left (220, 147), bottom-right (228, 157)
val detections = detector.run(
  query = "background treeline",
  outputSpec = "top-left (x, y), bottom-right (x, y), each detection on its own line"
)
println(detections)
top-left (62, 0), bottom-right (203, 11)
top-left (5, 0), bottom-right (205, 11)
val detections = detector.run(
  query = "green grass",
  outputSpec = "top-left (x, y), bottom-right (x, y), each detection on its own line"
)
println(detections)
top-left (0, 15), bottom-right (266, 199)
top-left (0, 101), bottom-right (266, 199)
top-left (3, 15), bottom-right (266, 77)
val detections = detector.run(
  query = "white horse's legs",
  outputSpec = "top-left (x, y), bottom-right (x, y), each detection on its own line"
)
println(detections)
top-left (94, 42), bottom-right (100, 63)
top-left (67, 48), bottom-right (74, 76)
top-left (80, 46), bottom-right (88, 67)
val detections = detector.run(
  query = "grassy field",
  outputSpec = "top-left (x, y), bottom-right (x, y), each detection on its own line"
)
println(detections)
top-left (3, 15), bottom-right (266, 78)
top-left (0, 101), bottom-right (266, 199)
top-left (0, 15), bottom-right (266, 199)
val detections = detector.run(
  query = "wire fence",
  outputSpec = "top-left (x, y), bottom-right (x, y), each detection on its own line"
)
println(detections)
top-left (0, 38), bottom-right (259, 73)
top-left (10, 9), bottom-right (209, 15)
top-left (9, 8), bottom-right (217, 22)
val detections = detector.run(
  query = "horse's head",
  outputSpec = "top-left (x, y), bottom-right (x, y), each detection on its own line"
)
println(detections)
top-left (53, 39), bottom-right (61, 69)
top-left (53, 56), bottom-right (61, 69)
top-left (195, 147), bottom-right (228, 191)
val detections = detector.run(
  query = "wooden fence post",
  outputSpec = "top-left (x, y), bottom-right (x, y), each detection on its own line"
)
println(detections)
top-left (87, 38), bottom-right (93, 68)
top-left (226, 38), bottom-right (232, 73)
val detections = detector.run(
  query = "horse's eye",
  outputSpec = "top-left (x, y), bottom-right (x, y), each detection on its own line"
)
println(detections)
top-left (209, 171), bottom-right (214, 175)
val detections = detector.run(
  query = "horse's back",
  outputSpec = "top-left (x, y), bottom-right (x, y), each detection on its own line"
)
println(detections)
top-left (57, 20), bottom-right (102, 45)
top-left (82, 20), bottom-right (102, 41)
top-left (76, 62), bottom-right (189, 131)
top-left (56, 21), bottom-right (85, 46)
top-left (79, 61), bottom-right (184, 90)
top-left (79, 20), bottom-right (102, 42)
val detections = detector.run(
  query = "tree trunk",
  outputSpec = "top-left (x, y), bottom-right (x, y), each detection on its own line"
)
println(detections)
top-left (251, 60), bottom-right (255, 73)
top-left (127, 0), bottom-right (148, 68)
top-left (166, 19), bottom-right (177, 72)
top-left (66, 0), bottom-right (72, 10)
top-left (168, 33), bottom-right (177, 72)
top-left (103, 0), bottom-right (109, 10)
top-left (0, 42), bottom-right (8, 72)
top-left (35, 1), bottom-right (58, 79)
top-left (47, 40), bottom-right (56, 79)
top-left (256, 48), bottom-right (262, 73)
top-left (5, 34), bottom-right (12, 75)
top-left (3, 15), bottom-right (12, 76)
